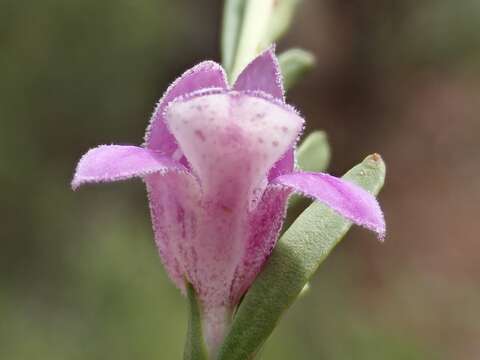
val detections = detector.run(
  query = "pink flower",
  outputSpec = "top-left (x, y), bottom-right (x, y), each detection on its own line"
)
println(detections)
top-left (72, 49), bottom-right (385, 352)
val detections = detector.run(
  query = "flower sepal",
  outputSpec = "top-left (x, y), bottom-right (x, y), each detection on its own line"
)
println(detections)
top-left (184, 282), bottom-right (209, 360)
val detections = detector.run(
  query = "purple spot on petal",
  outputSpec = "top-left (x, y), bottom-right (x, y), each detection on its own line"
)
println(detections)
top-left (195, 129), bottom-right (206, 142)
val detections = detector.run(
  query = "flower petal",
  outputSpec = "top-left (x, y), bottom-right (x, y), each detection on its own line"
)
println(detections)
top-left (230, 185), bottom-right (291, 305)
top-left (232, 48), bottom-right (294, 179)
top-left (166, 91), bottom-right (303, 206)
top-left (272, 172), bottom-right (386, 238)
top-left (144, 61), bottom-right (228, 156)
top-left (164, 91), bottom-right (303, 309)
top-left (71, 145), bottom-right (184, 190)
top-left (233, 47), bottom-right (284, 101)
top-left (268, 148), bottom-right (295, 180)
top-left (145, 171), bottom-right (202, 291)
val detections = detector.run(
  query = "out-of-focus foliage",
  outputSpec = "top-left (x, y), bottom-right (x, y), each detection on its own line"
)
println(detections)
top-left (278, 48), bottom-right (316, 91)
top-left (221, 0), bottom-right (247, 74)
top-left (1, 0), bottom-right (480, 359)
top-left (261, 0), bottom-right (302, 47)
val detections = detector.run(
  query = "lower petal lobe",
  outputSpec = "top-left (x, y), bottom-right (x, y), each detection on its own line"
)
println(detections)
top-left (272, 171), bottom-right (386, 238)
top-left (71, 145), bottom-right (184, 190)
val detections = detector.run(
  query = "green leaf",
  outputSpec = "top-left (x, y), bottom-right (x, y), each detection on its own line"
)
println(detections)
top-left (184, 283), bottom-right (209, 360)
top-left (278, 48), bottom-right (316, 91)
top-left (296, 130), bottom-right (331, 172)
top-left (223, 1), bottom-right (309, 85)
top-left (221, 0), bottom-right (248, 76)
top-left (217, 154), bottom-right (386, 360)
top-left (229, 0), bottom-right (275, 82)
top-left (283, 130), bottom-right (331, 230)
top-left (261, 0), bottom-right (302, 47)
top-left (298, 281), bottom-right (311, 298)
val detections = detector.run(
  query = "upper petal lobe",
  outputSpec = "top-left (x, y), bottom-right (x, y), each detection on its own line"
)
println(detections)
top-left (233, 48), bottom-right (297, 179)
top-left (145, 61), bottom-right (228, 156)
top-left (233, 47), bottom-right (284, 101)
top-left (166, 91), bottom-right (302, 207)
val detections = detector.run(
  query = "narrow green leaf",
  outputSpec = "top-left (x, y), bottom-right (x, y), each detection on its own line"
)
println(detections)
top-left (298, 281), bottom-right (311, 298)
top-left (284, 130), bottom-right (331, 230)
top-left (184, 283), bottom-right (209, 360)
top-left (230, 0), bottom-right (275, 82)
top-left (217, 154), bottom-right (386, 360)
top-left (279, 48), bottom-right (316, 91)
top-left (261, 0), bottom-right (302, 47)
top-left (221, 0), bottom-right (248, 75)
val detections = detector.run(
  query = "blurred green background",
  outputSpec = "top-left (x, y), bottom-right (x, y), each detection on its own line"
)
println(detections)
top-left (1, 0), bottom-right (479, 359)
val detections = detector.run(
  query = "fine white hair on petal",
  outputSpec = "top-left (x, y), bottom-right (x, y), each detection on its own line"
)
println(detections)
top-left (144, 171), bottom-right (203, 292)
top-left (272, 172), bottom-right (386, 240)
top-left (267, 44), bottom-right (286, 101)
top-left (241, 89), bottom-right (302, 117)
top-left (71, 145), bottom-right (187, 190)
top-left (164, 92), bottom-right (304, 198)
top-left (162, 91), bottom-right (304, 311)
top-left (160, 87), bottom-right (229, 120)
top-left (163, 87), bottom-right (306, 181)
top-left (242, 89), bottom-right (307, 156)
top-left (233, 45), bottom-right (286, 103)
top-left (164, 88), bottom-right (302, 122)
top-left (143, 60), bottom-right (228, 155)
